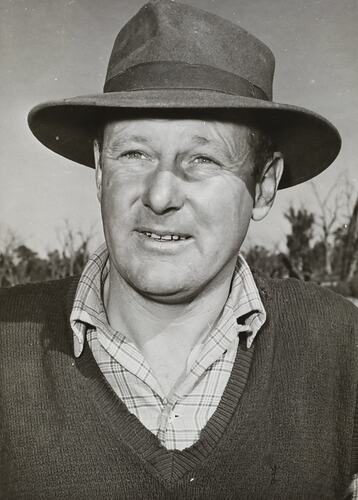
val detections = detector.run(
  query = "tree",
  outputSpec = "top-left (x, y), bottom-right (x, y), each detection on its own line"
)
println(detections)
top-left (284, 207), bottom-right (315, 280)
top-left (244, 245), bottom-right (287, 278)
top-left (311, 176), bottom-right (356, 277)
top-left (0, 223), bottom-right (92, 287)
top-left (340, 197), bottom-right (358, 281)
top-left (0, 228), bottom-right (22, 287)
top-left (53, 221), bottom-right (92, 278)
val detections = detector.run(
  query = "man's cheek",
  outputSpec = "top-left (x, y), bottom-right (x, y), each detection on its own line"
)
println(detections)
top-left (102, 182), bottom-right (126, 214)
top-left (102, 199), bottom-right (127, 241)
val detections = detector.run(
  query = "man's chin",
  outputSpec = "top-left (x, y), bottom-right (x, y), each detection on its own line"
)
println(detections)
top-left (126, 272), bottom-right (202, 304)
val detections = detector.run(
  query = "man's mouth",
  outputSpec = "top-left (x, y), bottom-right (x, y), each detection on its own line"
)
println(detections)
top-left (141, 231), bottom-right (189, 241)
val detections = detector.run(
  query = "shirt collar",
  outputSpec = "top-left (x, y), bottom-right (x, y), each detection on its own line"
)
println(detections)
top-left (70, 243), bottom-right (266, 357)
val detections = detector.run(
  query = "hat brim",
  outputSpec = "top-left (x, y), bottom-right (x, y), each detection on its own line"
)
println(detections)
top-left (28, 89), bottom-right (341, 189)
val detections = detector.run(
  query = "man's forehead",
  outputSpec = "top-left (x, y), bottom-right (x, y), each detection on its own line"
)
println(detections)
top-left (102, 116), bottom-right (254, 147)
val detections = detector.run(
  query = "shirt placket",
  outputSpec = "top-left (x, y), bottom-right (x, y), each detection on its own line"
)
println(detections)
top-left (156, 314), bottom-right (241, 449)
top-left (157, 395), bottom-right (179, 447)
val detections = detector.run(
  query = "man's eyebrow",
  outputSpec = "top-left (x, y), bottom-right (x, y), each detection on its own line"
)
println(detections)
top-left (106, 134), bottom-right (150, 148)
top-left (106, 134), bottom-right (213, 151)
top-left (190, 135), bottom-right (238, 162)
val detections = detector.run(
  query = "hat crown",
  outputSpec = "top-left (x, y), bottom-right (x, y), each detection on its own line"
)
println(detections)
top-left (105, 0), bottom-right (275, 100)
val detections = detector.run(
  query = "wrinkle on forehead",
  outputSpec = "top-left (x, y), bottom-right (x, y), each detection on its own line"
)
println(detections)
top-left (105, 117), bottom-right (252, 149)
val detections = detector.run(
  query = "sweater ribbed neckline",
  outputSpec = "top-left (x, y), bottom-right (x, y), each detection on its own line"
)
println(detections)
top-left (66, 275), bottom-right (273, 484)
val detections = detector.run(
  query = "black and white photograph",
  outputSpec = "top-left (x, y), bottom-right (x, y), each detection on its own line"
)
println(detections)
top-left (1, 0), bottom-right (357, 498)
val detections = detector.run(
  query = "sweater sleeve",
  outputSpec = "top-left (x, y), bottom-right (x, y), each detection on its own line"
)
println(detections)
top-left (351, 386), bottom-right (358, 476)
top-left (347, 311), bottom-right (358, 499)
top-left (350, 299), bottom-right (358, 477)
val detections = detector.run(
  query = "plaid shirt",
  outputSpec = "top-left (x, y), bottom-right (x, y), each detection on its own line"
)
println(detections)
top-left (70, 243), bottom-right (265, 450)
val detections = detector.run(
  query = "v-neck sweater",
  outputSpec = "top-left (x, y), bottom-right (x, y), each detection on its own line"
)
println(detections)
top-left (0, 274), bottom-right (358, 499)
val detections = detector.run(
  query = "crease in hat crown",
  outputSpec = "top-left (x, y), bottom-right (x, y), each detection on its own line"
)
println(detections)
top-left (104, 0), bottom-right (275, 100)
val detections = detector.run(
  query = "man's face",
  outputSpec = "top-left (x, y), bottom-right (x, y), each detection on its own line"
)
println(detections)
top-left (95, 115), bottom-right (275, 303)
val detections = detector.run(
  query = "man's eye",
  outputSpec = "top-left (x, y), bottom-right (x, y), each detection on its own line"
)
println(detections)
top-left (192, 156), bottom-right (219, 166)
top-left (121, 150), bottom-right (148, 160)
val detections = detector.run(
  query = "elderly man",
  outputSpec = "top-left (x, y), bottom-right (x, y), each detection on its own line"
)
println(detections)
top-left (1, 1), bottom-right (357, 498)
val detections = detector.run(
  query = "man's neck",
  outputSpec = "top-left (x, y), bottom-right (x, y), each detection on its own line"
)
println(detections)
top-left (103, 261), bottom-right (236, 395)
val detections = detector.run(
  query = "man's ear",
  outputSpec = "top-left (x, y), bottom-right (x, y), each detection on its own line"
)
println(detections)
top-left (251, 153), bottom-right (284, 221)
top-left (93, 139), bottom-right (102, 203)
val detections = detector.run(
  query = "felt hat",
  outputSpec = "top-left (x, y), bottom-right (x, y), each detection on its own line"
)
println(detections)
top-left (28, 0), bottom-right (341, 189)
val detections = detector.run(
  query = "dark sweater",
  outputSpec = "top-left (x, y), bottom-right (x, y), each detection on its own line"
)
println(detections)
top-left (0, 275), bottom-right (357, 499)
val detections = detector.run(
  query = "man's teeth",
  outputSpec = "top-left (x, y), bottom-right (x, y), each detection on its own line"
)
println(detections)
top-left (143, 232), bottom-right (186, 241)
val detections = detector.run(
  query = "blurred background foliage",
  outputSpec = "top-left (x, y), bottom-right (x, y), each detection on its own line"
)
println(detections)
top-left (0, 221), bottom-right (90, 287)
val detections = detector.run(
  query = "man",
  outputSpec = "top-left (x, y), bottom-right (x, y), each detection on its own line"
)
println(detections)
top-left (1, 1), bottom-right (357, 498)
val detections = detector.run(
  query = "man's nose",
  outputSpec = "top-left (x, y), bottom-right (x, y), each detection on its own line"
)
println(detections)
top-left (142, 167), bottom-right (185, 215)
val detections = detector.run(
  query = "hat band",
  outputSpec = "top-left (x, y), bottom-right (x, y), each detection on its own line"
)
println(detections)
top-left (104, 62), bottom-right (268, 100)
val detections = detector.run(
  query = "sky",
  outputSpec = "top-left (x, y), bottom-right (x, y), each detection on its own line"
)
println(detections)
top-left (1, 0), bottom-right (357, 255)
